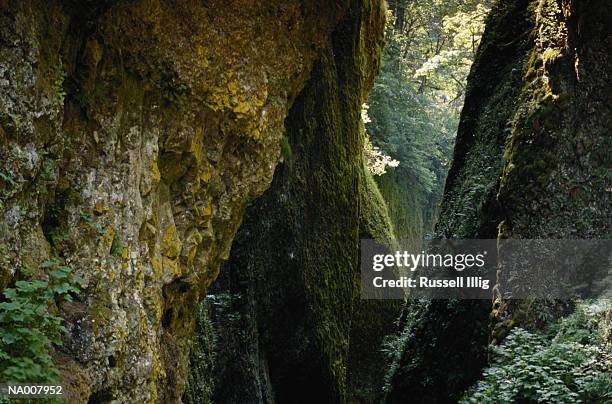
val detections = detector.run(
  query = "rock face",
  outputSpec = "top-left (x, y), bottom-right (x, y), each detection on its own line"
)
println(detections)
top-left (386, 0), bottom-right (611, 402)
top-left (185, 1), bottom-right (398, 403)
top-left (0, 0), bottom-right (385, 401)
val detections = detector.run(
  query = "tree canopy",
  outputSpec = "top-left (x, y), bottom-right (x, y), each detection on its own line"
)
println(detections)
top-left (365, 0), bottom-right (492, 229)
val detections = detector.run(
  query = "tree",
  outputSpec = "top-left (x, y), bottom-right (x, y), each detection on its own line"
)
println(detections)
top-left (364, 0), bottom-right (491, 230)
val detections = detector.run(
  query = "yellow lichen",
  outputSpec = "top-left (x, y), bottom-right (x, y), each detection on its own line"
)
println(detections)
top-left (162, 256), bottom-right (180, 277)
top-left (162, 224), bottom-right (182, 259)
top-left (94, 202), bottom-right (107, 215)
top-left (199, 170), bottom-right (212, 183)
top-left (150, 160), bottom-right (161, 182)
top-left (233, 101), bottom-right (252, 115)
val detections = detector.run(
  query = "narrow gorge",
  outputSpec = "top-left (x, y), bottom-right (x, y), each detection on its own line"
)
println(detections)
top-left (0, 0), bottom-right (610, 403)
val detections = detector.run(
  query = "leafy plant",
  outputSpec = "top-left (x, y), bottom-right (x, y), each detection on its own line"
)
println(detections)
top-left (364, 134), bottom-right (400, 176)
top-left (0, 259), bottom-right (83, 383)
top-left (0, 171), bottom-right (17, 189)
top-left (365, 1), bottom-right (491, 224)
top-left (48, 227), bottom-right (70, 247)
top-left (40, 158), bottom-right (58, 182)
top-left (461, 301), bottom-right (612, 403)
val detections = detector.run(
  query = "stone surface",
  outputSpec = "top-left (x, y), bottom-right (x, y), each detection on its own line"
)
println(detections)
top-left (186, 1), bottom-right (395, 403)
top-left (0, 0), bottom-right (377, 401)
top-left (385, 0), bottom-right (611, 402)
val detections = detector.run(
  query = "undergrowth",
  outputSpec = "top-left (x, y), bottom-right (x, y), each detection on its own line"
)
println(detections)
top-left (461, 300), bottom-right (612, 403)
top-left (0, 259), bottom-right (83, 384)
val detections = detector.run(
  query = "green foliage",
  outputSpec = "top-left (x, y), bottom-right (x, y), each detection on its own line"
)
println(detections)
top-left (79, 210), bottom-right (94, 226)
top-left (462, 301), bottom-right (612, 403)
top-left (366, 1), bottom-right (490, 229)
top-left (375, 171), bottom-right (424, 238)
top-left (359, 166), bottom-right (396, 240)
top-left (0, 259), bottom-right (84, 384)
top-left (72, 74), bottom-right (113, 120)
top-left (363, 132), bottom-right (399, 176)
top-left (0, 170), bottom-right (21, 203)
top-left (47, 227), bottom-right (69, 247)
top-left (0, 171), bottom-right (17, 189)
top-left (381, 319), bottom-right (414, 393)
top-left (367, 43), bottom-right (445, 196)
top-left (414, 3), bottom-right (490, 102)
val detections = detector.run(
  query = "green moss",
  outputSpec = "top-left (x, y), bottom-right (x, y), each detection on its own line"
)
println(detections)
top-left (53, 59), bottom-right (67, 105)
top-left (390, 0), bottom-right (612, 401)
top-left (74, 80), bottom-right (112, 120)
top-left (280, 136), bottom-right (292, 162)
top-left (347, 168), bottom-right (401, 403)
top-left (541, 47), bottom-right (561, 67)
top-left (386, 0), bottom-right (539, 401)
top-left (48, 227), bottom-right (69, 247)
top-left (375, 171), bottom-right (424, 241)
top-left (0, 112), bottom-right (18, 138)
top-left (110, 232), bottom-right (123, 258)
top-left (200, 1), bottom-right (389, 402)
top-left (183, 301), bottom-right (216, 404)
top-left (360, 168), bottom-right (395, 240)
top-left (0, 243), bottom-right (11, 290)
top-left (40, 158), bottom-right (58, 181)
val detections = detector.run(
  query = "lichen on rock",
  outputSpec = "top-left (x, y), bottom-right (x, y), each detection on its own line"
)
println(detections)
top-left (0, 0), bottom-right (376, 401)
top-left (187, 1), bottom-right (395, 403)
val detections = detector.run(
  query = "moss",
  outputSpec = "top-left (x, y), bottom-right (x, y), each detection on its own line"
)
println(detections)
top-left (3, 0), bottom-right (387, 401)
top-left (182, 301), bottom-right (216, 404)
top-left (39, 158), bottom-right (58, 182)
top-left (386, 0), bottom-right (538, 401)
top-left (0, 243), bottom-right (10, 290)
top-left (110, 232), bottom-right (123, 258)
top-left (375, 171), bottom-right (424, 241)
top-left (346, 167), bottom-right (401, 403)
top-left (389, 0), bottom-right (612, 401)
top-left (542, 47), bottom-right (561, 67)
top-left (201, 1), bottom-right (389, 402)
top-left (280, 135), bottom-right (293, 162)
top-left (360, 168), bottom-right (395, 240)
top-left (0, 112), bottom-right (18, 138)
top-left (52, 58), bottom-right (67, 105)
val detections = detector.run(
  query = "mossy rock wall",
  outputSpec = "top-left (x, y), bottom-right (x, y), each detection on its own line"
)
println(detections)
top-left (190, 1), bottom-right (400, 402)
top-left (0, 0), bottom-right (380, 401)
top-left (347, 169), bottom-right (402, 403)
top-left (386, 0), bottom-right (611, 402)
top-left (375, 171), bottom-right (424, 240)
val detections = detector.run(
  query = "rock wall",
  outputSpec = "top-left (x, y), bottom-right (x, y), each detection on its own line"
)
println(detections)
top-left (186, 1), bottom-right (397, 403)
top-left (386, 0), bottom-right (611, 402)
top-left (0, 0), bottom-right (385, 401)
top-left (375, 171), bottom-right (425, 240)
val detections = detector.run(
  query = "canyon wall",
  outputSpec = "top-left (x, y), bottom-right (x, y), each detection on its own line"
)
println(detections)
top-left (386, 0), bottom-right (611, 402)
top-left (0, 0), bottom-right (387, 401)
top-left (185, 1), bottom-right (399, 402)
